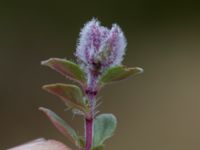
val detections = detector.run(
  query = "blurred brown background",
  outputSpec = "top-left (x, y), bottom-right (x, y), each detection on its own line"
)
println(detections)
top-left (1, 0), bottom-right (200, 150)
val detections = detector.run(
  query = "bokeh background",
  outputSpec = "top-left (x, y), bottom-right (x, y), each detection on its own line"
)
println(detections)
top-left (1, 0), bottom-right (200, 150)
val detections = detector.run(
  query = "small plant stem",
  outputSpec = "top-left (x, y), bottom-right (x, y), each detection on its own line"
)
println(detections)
top-left (85, 72), bottom-right (98, 150)
top-left (85, 117), bottom-right (93, 150)
top-left (85, 93), bottom-right (95, 150)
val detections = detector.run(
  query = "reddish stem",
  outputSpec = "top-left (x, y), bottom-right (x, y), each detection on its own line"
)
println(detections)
top-left (85, 92), bottom-right (95, 150)
top-left (85, 118), bottom-right (93, 150)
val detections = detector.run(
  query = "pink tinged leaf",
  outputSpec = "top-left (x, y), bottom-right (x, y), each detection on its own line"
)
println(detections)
top-left (39, 107), bottom-right (81, 148)
top-left (41, 58), bottom-right (86, 85)
top-left (42, 83), bottom-right (88, 113)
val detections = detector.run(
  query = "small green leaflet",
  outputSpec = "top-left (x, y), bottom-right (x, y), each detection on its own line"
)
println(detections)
top-left (93, 114), bottom-right (117, 148)
top-left (101, 66), bottom-right (143, 84)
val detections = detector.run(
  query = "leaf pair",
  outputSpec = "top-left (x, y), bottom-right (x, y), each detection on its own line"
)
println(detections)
top-left (39, 108), bottom-right (117, 150)
top-left (41, 58), bottom-right (143, 86)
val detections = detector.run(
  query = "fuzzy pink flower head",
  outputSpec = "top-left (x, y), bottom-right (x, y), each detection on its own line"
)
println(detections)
top-left (75, 19), bottom-right (127, 70)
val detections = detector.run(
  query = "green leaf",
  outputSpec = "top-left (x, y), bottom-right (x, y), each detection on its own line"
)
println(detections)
top-left (101, 66), bottom-right (143, 84)
top-left (92, 145), bottom-right (104, 150)
top-left (93, 114), bottom-right (117, 147)
top-left (42, 83), bottom-right (88, 112)
top-left (41, 58), bottom-right (86, 84)
top-left (39, 107), bottom-right (81, 147)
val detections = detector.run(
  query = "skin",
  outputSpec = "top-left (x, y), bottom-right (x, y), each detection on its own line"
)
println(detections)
top-left (8, 139), bottom-right (71, 150)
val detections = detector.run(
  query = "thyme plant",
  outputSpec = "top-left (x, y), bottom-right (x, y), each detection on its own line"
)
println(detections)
top-left (39, 19), bottom-right (143, 150)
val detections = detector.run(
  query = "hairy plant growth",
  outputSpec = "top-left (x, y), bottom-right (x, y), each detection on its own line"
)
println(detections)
top-left (40, 19), bottom-right (143, 150)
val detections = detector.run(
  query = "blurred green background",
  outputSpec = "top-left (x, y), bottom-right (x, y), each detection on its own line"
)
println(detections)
top-left (1, 0), bottom-right (200, 150)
